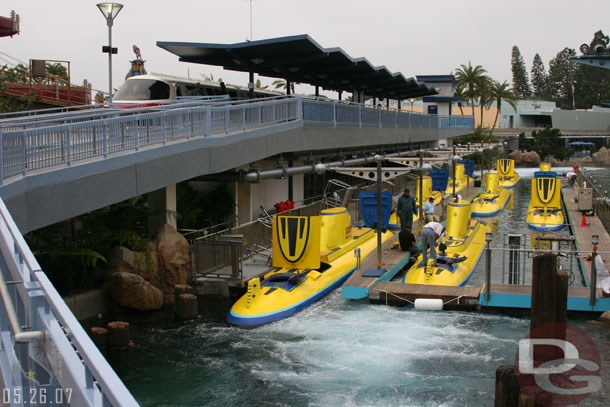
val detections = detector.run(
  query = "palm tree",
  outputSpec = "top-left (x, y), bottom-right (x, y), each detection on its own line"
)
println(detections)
top-left (476, 76), bottom-right (493, 127)
top-left (488, 80), bottom-right (518, 137)
top-left (454, 62), bottom-right (487, 118)
top-left (453, 84), bottom-right (467, 115)
top-left (272, 79), bottom-right (296, 94)
top-left (45, 63), bottom-right (68, 84)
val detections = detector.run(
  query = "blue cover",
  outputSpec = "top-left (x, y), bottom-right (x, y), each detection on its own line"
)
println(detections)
top-left (359, 191), bottom-right (393, 229)
top-left (430, 169), bottom-right (449, 192)
top-left (460, 159), bottom-right (475, 177)
top-left (534, 171), bottom-right (557, 178)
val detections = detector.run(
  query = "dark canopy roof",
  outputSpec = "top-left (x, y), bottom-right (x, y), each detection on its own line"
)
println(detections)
top-left (157, 34), bottom-right (436, 99)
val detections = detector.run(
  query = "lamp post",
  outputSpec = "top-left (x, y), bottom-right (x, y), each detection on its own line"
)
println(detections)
top-left (591, 234), bottom-right (599, 306)
top-left (484, 232), bottom-right (493, 302)
top-left (452, 154), bottom-right (460, 201)
top-left (97, 3), bottom-right (123, 104)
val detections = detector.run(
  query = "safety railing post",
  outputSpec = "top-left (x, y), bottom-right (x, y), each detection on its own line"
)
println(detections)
top-left (205, 105), bottom-right (212, 137)
top-left (395, 110), bottom-right (398, 128)
top-left (359, 105), bottom-right (362, 128)
top-left (225, 106), bottom-right (230, 135)
top-left (0, 126), bottom-right (4, 184)
top-left (333, 101), bottom-right (337, 127)
top-left (189, 109), bottom-right (193, 139)
top-left (296, 96), bottom-right (303, 121)
top-left (591, 252), bottom-right (598, 307)
top-left (485, 240), bottom-right (492, 302)
top-left (378, 108), bottom-right (382, 128)
top-left (103, 120), bottom-right (108, 158)
top-left (258, 104), bottom-right (262, 127)
top-left (272, 101), bottom-right (276, 123)
top-left (242, 106), bottom-right (246, 132)
top-left (135, 114), bottom-right (140, 151)
top-left (162, 114), bottom-right (167, 145)
top-left (65, 127), bottom-right (71, 166)
top-left (21, 131), bottom-right (27, 176)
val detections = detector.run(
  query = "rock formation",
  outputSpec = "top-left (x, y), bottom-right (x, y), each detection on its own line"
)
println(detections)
top-left (592, 147), bottom-right (610, 166)
top-left (106, 224), bottom-right (191, 310)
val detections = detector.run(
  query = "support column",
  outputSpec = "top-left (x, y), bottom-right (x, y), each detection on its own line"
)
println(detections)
top-left (315, 86), bottom-right (319, 97)
top-left (338, 91), bottom-right (342, 101)
top-left (398, 99), bottom-right (401, 110)
top-left (286, 79), bottom-right (291, 95)
top-left (249, 70), bottom-right (254, 99)
top-left (147, 184), bottom-right (177, 236)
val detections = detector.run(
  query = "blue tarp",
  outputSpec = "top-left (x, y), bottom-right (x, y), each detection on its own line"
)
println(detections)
top-left (430, 169), bottom-right (449, 191)
top-left (359, 191), bottom-right (393, 229)
top-left (460, 159), bottom-right (475, 177)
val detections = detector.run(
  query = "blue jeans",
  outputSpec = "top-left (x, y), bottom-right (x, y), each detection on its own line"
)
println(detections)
top-left (421, 228), bottom-right (437, 265)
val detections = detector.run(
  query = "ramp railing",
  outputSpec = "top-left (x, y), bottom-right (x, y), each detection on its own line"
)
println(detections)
top-left (0, 197), bottom-right (138, 406)
top-left (0, 96), bottom-right (473, 183)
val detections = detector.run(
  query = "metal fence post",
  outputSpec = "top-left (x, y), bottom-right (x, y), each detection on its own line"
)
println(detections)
top-left (162, 114), bottom-right (167, 145)
top-left (485, 238), bottom-right (492, 302)
top-left (103, 120), bottom-right (108, 158)
top-left (333, 101), bottom-right (337, 127)
top-left (395, 110), bottom-right (398, 128)
top-left (242, 106), bottom-right (246, 132)
top-left (205, 105), bottom-right (212, 137)
top-left (258, 104), bottom-right (262, 127)
top-left (225, 106), bottom-right (230, 135)
top-left (65, 127), bottom-right (71, 166)
top-left (591, 252), bottom-right (598, 307)
top-left (296, 96), bottom-right (303, 121)
top-left (21, 131), bottom-right (27, 176)
top-left (0, 126), bottom-right (4, 184)
top-left (272, 101), bottom-right (276, 123)
top-left (359, 104), bottom-right (362, 128)
top-left (135, 115), bottom-right (140, 151)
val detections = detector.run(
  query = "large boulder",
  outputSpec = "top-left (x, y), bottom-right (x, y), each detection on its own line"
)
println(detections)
top-left (509, 150), bottom-right (522, 164)
top-left (154, 224), bottom-right (191, 305)
top-left (521, 151), bottom-right (541, 165)
top-left (592, 147), bottom-right (610, 166)
top-left (108, 272), bottom-right (163, 311)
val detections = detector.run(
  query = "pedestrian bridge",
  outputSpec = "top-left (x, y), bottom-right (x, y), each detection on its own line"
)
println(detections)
top-left (0, 96), bottom-right (472, 234)
top-left (0, 96), bottom-right (473, 405)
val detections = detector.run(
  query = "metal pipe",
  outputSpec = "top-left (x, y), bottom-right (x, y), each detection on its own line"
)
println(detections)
top-left (0, 264), bottom-right (43, 343)
top-left (591, 252), bottom-right (598, 307)
top-left (485, 238), bottom-right (492, 302)
top-left (195, 149), bottom-right (416, 183)
top-left (376, 156), bottom-right (382, 270)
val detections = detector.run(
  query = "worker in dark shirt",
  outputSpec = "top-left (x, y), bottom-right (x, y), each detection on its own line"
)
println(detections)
top-left (399, 225), bottom-right (420, 256)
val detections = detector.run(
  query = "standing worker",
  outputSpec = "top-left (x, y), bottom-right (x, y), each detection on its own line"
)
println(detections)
top-left (423, 197), bottom-right (439, 222)
top-left (421, 221), bottom-right (444, 268)
top-left (397, 188), bottom-right (417, 231)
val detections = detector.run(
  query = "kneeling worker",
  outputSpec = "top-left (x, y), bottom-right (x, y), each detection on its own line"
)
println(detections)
top-left (421, 220), bottom-right (444, 267)
top-left (423, 196), bottom-right (440, 222)
top-left (399, 225), bottom-right (420, 257)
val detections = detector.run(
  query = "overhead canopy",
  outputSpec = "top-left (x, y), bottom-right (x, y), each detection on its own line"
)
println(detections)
top-left (157, 34), bottom-right (437, 99)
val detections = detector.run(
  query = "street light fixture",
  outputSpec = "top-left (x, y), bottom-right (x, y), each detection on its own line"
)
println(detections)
top-left (97, 2), bottom-right (123, 104)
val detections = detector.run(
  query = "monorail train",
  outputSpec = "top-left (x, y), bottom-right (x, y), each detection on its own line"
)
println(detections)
top-left (112, 73), bottom-right (281, 107)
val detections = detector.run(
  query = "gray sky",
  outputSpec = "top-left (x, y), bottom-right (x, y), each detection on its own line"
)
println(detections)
top-left (2, 0), bottom-right (609, 96)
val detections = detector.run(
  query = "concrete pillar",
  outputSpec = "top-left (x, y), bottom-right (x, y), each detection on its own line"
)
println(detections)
top-left (147, 184), bottom-right (177, 236)
top-left (237, 181), bottom-right (252, 225)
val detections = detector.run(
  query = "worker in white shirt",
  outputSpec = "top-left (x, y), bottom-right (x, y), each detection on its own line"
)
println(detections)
top-left (423, 197), bottom-right (439, 222)
top-left (421, 221), bottom-right (444, 267)
top-left (585, 253), bottom-right (610, 296)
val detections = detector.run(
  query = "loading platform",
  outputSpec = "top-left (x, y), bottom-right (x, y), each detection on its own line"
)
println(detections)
top-left (350, 178), bottom-right (610, 313)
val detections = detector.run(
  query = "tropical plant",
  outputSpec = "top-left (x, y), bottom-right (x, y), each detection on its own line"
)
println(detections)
top-left (255, 79), bottom-right (267, 89)
top-left (511, 46), bottom-right (531, 99)
top-left (453, 84), bottom-right (467, 115)
top-left (476, 76), bottom-right (493, 127)
top-left (45, 62), bottom-right (68, 84)
top-left (488, 81), bottom-right (518, 137)
top-left (272, 79), bottom-right (297, 93)
top-left (455, 62), bottom-right (487, 118)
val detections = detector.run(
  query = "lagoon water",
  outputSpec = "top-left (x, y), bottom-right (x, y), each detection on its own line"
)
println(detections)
top-left (110, 167), bottom-right (610, 406)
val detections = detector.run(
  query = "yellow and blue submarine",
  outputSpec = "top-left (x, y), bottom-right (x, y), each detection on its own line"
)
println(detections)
top-left (471, 170), bottom-right (512, 217)
top-left (526, 163), bottom-right (564, 231)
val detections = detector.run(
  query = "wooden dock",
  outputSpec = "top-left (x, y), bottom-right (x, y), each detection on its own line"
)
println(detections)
top-left (370, 282), bottom-right (481, 310)
top-left (342, 182), bottom-right (481, 299)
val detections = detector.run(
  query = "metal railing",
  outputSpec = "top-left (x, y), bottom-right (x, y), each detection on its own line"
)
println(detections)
top-left (578, 169), bottom-right (610, 235)
top-left (0, 198), bottom-right (138, 406)
top-left (0, 95), bottom-right (474, 183)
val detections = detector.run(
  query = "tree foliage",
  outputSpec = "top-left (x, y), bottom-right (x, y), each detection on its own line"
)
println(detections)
top-left (544, 47), bottom-right (577, 109)
top-left (573, 30), bottom-right (610, 109)
top-left (455, 62), bottom-right (487, 117)
top-left (511, 46), bottom-right (531, 99)
top-left (530, 53), bottom-right (546, 99)
top-left (488, 81), bottom-right (518, 136)
top-left (518, 127), bottom-right (573, 160)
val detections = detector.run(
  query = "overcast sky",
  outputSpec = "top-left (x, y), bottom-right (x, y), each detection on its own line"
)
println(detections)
top-left (2, 0), bottom-right (609, 96)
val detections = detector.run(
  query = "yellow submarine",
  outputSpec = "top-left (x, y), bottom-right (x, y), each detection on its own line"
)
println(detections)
top-left (404, 200), bottom-right (491, 286)
top-left (526, 163), bottom-right (564, 231)
top-left (227, 207), bottom-right (393, 326)
top-left (497, 158), bottom-right (520, 189)
top-left (416, 175), bottom-right (443, 206)
top-left (445, 162), bottom-right (473, 195)
top-left (471, 170), bottom-right (512, 217)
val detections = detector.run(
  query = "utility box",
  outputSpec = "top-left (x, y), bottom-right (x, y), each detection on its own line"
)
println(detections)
top-left (578, 188), bottom-right (593, 211)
